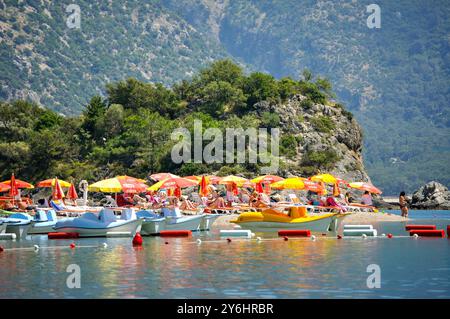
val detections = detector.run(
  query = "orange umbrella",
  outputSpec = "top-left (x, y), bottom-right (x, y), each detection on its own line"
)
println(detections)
top-left (150, 173), bottom-right (179, 181)
top-left (348, 182), bottom-right (382, 194)
top-left (66, 183), bottom-right (79, 200)
top-left (151, 177), bottom-right (198, 190)
top-left (9, 173), bottom-right (19, 198)
top-left (251, 175), bottom-right (284, 184)
top-left (1, 178), bottom-right (34, 189)
top-left (0, 183), bottom-right (10, 192)
top-left (332, 183), bottom-right (340, 197)
top-left (184, 175), bottom-right (201, 182)
top-left (199, 175), bottom-right (209, 197)
top-left (52, 177), bottom-right (65, 200)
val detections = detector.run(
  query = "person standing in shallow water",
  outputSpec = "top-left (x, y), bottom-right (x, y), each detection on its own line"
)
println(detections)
top-left (399, 191), bottom-right (408, 218)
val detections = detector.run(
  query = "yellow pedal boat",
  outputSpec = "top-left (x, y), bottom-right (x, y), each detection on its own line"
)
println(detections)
top-left (230, 206), bottom-right (344, 232)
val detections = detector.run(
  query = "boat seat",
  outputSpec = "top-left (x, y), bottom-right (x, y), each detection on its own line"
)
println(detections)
top-left (136, 210), bottom-right (159, 219)
top-left (45, 209), bottom-right (58, 222)
top-left (34, 210), bottom-right (49, 222)
top-left (8, 213), bottom-right (33, 221)
top-left (99, 209), bottom-right (118, 223)
top-left (161, 207), bottom-right (183, 218)
top-left (121, 208), bottom-right (137, 220)
top-left (80, 212), bottom-right (100, 221)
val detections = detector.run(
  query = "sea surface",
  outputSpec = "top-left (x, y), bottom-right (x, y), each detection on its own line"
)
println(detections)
top-left (0, 210), bottom-right (449, 299)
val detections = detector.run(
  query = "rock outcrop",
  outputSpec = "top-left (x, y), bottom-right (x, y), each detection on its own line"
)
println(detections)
top-left (410, 181), bottom-right (450, 210)
top-left (256, 94), bottom-right (370, 183)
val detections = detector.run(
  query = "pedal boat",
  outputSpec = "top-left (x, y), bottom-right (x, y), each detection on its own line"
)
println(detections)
top-left (136, 210), bottom-right (166, 236)
top-left (200, 213), bottom-right (220, 231)
top-left (54, 208), bottom-right (142, 237)
top-left (230, 206), bottom-right (340, 232)
top-left (0, 220), bottom-right (7, 234)
top-left (0, 213), bottom-right (33, 239)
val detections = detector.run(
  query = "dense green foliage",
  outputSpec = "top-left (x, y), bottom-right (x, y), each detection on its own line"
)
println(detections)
top-left (0, 61), bottom-right (340, 183)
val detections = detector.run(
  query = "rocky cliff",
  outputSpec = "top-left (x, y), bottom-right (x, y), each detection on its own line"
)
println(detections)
top-left (257, 94), bottom-right (370, 183)
top-left (411, 181), bottom-right (450, 210)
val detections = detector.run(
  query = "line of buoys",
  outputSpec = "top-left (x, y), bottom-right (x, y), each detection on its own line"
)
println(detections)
top-left (278, 230), bottom-right (311, 237)
top-left (219, 229), bottom-right (252, 238)
top-left (405, 225), bottom-right (436, 231)
top-left (160, 230), bottom-right (192, 237)
top-left (409, 229), bottom-right (445, 238)
top-left (48, 232), bottom-right (79, 239)
top-left (0, 233), bottom-right (17, 240)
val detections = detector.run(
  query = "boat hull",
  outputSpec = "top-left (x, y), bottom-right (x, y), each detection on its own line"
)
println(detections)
top-left (5, 222), bottom-right (32, 239)
top-left (54, 219), bottom-right (142, 237)
top-left (164, 215), bottom-right (203, 232)
top-left (0, 222), bottom-right (6, 234)
top-left (234, 215), bottom-right (338, 232)
top-left (200, 214), bottom-right (220, 231)
top-left (140, 218), bottom-right (166, 236)
top-left (28, 222), bottom-right (57, 235)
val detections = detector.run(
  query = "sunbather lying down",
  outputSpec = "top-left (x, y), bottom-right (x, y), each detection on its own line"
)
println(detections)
top-left (179, 197), bottom-right (198, 211)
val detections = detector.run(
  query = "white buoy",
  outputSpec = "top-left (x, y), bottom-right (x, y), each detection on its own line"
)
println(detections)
top-left (251, 232), bottom-right (256, 237)
top-left (311, 235), bottom-right (316, 241)
top-left (413, 234), bottom-right (419, 238)
top-left (102, 243), bottom-right (108, 248)
top-left (33, 244), bottom-right (39, 251)
top-left (256, 237), bottom-right (262, 242)
top-left (362, 234), bottom-right (367, 238)
top-left (196, 239), bottom-right (202, 244)
top-left (381, 233), bottom-right (386, 237)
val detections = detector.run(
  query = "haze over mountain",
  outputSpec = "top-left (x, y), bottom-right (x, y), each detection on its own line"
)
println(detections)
top-left (1, 0), bottom-right (449, 194)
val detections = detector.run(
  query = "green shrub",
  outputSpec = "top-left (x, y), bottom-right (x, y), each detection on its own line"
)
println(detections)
top-left (301, 149), bottom-right (340, 169)
top-left (310, 115), bottom-right (336, 133)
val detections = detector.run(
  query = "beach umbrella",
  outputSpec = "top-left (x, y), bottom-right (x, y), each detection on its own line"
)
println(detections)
top-left (1, 178), bottom-right (34, 189)
top-left (332, 183), bottom-right (340, 197)
top-left (9, 173), bottom-right (19, 198)
top-left (174, 186), bottom-right (182, 198)
top-left (0, 182), bottom-right (10, 192)
top-left (271, 177), bottom-right (305, 190)
top-left (148, 177), bottom-right (198, 191)
top-left (348, 182), bottom-right (382, 195)
top-left (310, 173), bottom-right (338, 184)
top-left (52, 177), bottom-right (65, 200)
top-left (199, 175), bottom-right (209, 197)
top-left (255, 182), bottom-right (264, 194)
top-left (184, 175), bottom-right (201, 182)
top-left (88, 176), bottom-right (148, 193)
top-left (37, 178), bottom-right (72, 188)
top-left (251, 175), bottom-right (284, 184)
top-left (205, 175), bottom-right (222, 184)
top-left (66, 183), bottom-right (79, 200)
top-left (219, 175), bottom-right (249, 187)
top-left (150, 173), bottom-right (179, 181)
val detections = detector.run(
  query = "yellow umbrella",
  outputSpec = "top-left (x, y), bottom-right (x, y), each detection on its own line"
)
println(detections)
top-left (310, 173), bottom-right (337, 184)
top-left (219, 175), bottom-right (249, 187)
top-left (251, 175), bottom-right (284, 184)
top-left (37, 178), bottom-right (72, 188)
top-left (271, 177), bottom-right (305, 190)
top-left (88, 176), bottom-right (148, 193)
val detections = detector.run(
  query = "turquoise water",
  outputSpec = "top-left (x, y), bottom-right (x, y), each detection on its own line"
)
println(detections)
top-left (0, 210), bottom-right (449, 299)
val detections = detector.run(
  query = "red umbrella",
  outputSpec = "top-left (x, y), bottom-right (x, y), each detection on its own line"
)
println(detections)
top-left (1, 178), bottom-right (34, 189)
top-left (9, 173), bottom-right (19, 198)
top-left (66, 183), bottom-right (78, 200)
top-left (348, 182), bottom-right (382, 194)
top-left (156, 177), bottom-right (198, 190)
top-left (255, 182), bottom-right (264, 194)
top-left (199, 175), bottom-right (209, 197)
top-left (52, 177), bottom-right (65, 200)
top-left (174, 186), bottom-right (182, 198)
